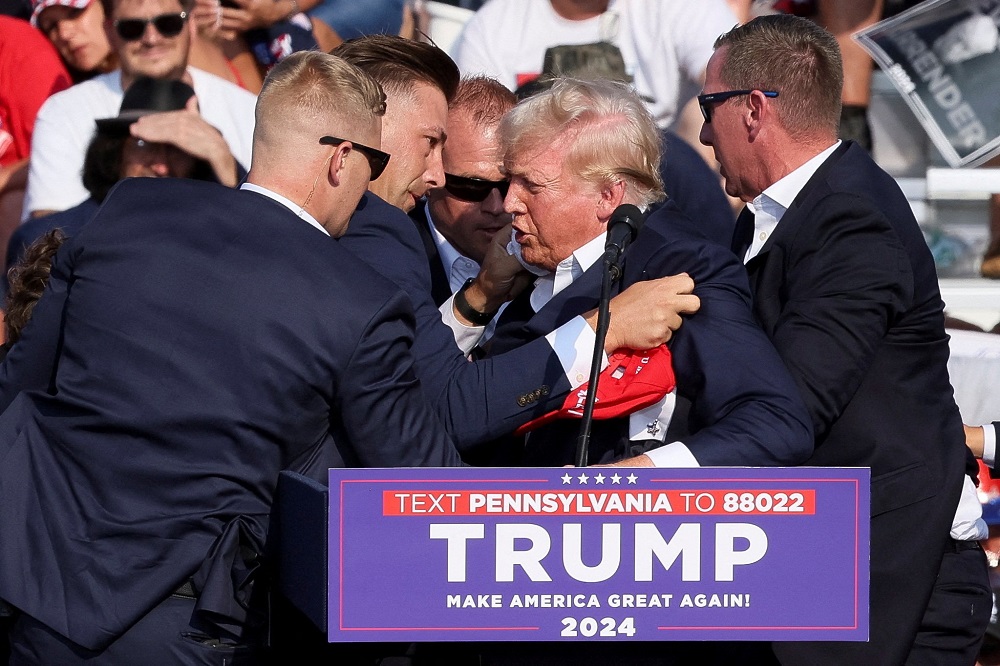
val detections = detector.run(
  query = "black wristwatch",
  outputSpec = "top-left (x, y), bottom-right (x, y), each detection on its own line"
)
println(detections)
top-left (454, 277), bottom-right (499, 326)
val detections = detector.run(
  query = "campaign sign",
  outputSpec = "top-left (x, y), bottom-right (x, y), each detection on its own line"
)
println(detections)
top-left (328, 467), bottom-right (869, 642)
top-left (855, 0), bottom-right (1000, 167)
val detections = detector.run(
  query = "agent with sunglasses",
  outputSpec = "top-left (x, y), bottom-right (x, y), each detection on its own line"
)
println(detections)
top-left (23, 0), bottom-right (256, 219)
top-left (700, 15), bottom-right (990, 665)
top-left (0, 51), bottom-right (465, 664)
top-left (409, 76), bottom-right (516, 307)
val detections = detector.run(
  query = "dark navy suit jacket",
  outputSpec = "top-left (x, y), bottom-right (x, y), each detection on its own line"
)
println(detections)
top-left (735, 142), bottom-right (971, 665)
top-left (408, 199), bottom-right (453, 306)
top-left (487, 200), bottom-right (813, 467)
top-left (339, 193), bottom-right (578, 454)
top-left (0, 178), bottom-right (461, 651)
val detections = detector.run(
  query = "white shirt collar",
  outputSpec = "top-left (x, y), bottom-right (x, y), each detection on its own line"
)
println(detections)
top-left (530, 233), bottom-right (606, 313)
top-left (744, 140), bottom-right (840, 262)
top-left (240, 182), bottom-right (328, 236)
top-left (424, 204), bottom-right (480, 293)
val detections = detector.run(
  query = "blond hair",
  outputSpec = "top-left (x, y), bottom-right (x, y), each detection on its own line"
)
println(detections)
top-left (500, 78), bottom-right (664, 208)
top-left (253, 50), bottom-right (386, 156)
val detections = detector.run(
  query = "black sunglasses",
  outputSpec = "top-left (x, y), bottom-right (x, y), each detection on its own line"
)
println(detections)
top-left (698, 89), bottom-right (778, 123)
top-left (443, 173), bottom-right (509, 202)
top-left (319, 135), bottom-right (390, 181)
top-left (114, 11), bottom-right (188, 41)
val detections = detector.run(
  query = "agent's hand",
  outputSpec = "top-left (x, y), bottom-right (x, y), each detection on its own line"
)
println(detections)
top-left (587, 273), bottom-right (700, 352)
top-left (453, 224), bottom-right (531, 326)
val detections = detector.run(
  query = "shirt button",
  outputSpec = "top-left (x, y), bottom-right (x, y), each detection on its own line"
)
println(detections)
top-left (576, 373), bottom-right (585, 383)
top-left (759, 232), bottom-right (767, 241)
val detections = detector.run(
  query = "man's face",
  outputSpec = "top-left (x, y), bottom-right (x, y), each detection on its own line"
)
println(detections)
top-left (369, 81), bottom-right (448, 212)
top-left (108, 0), bottom-right (189, 81)
top-left (425, 108), bottom-right (510, 264)
top-left (120, 136), bottom-right (196, 178)
top-left (698, 47), bottom-right (760, 203)
top-left (39, 1), bottom-right (112, 73)
top-left (504, 134), bottom-right (607, 273)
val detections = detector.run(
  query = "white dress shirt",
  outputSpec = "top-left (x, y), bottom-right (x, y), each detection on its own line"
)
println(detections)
top-left (240, 183), bottom-right (327, 235)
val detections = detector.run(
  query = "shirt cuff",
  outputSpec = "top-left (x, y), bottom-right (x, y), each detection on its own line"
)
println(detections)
top-left (439, 293), bottom-right (485, 355)
top-left (645, 441), bottom-right (700, 468)
top-left (627, 393), bottom-right (675, 443)
top-left (544, 315), bottom-right (608, 388)
top-left (984, 423), bottom-right (997, 469)
top-left (951, 474), bottom-right (988, 541)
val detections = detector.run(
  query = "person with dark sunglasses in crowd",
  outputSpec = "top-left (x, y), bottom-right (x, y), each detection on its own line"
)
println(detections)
top-left (408, 76), bottom-right (516, 307)
top-left (23, 0), bottom-right (256, 220)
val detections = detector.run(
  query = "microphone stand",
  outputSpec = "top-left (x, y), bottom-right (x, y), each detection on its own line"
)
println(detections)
top-left (574, 253), bottom-right (623, 468)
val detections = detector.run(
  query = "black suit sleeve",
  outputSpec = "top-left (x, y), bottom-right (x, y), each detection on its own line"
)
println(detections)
top-left (767, 194), bottom-right (912, 443)
top-left (652, 238), bottom-right (814, 466)
top-left (337, 290), bottom-right (464, 468)
top-left (339, 198), bottom-right (575, 449)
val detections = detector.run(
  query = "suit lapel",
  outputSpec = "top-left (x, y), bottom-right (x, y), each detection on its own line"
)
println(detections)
top-left (746, 141), bottom-right (850, 271)
top-left (408, 201), bottom-right (452, 306)
top-left (731, 206), bottom-right (755, 259)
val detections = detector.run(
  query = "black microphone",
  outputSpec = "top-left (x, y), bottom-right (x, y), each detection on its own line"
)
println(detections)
top-left (604, 204), bottom-right (644, 274)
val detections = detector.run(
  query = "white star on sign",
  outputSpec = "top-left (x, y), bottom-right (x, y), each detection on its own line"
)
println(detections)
top-left (578, 473), bottom-right (589, 484)
top-left (627, 473), bottom-right (638, 484)
top-left (594, 473), bottom-right (606, 484)
top-left (561, 473), bottom-right (572, 484)
top-left (611, 473), bottom-right (622, 484)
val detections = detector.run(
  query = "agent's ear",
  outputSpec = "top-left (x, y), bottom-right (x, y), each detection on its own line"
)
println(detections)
top-left (328, 145), bottom-right (350, 187)
top-left (746, 89), bottom-right (772, 141)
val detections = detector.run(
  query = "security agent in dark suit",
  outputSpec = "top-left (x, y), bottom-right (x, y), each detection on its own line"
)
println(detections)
top-left (409, 76), bottom-right (518, 307)
top-left (0, 50), bottom-right (462, 664)
top-left (700, 15), bottom-right (991, 664)
top-left (335, 36), bottom-right (702, 458)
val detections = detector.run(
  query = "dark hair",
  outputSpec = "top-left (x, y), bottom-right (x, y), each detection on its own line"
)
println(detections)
top-left (5, 229), bottom-right (66, 345)
top-left (332, 35), bottom-right (459, 103)
top-left (714, 14), bottom-right (843, 139)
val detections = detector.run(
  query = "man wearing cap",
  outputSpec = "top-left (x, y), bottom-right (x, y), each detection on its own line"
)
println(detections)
top-left (483, 77), bottom-right (812, 470)
top-left (0, 50), bottom-right (464, 663)
top-left (23, 0), bottom-right (256, 219)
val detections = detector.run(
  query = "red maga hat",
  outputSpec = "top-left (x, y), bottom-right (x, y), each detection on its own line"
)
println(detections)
top-left (515, 344), bottom-right (676, 436)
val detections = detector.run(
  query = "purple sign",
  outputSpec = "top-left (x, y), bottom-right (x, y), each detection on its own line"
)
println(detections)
top-left (328, 467), bottom-right (869, 642)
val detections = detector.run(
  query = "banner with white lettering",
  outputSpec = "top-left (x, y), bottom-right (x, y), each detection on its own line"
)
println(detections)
top-left (327, 467), bottom-right (869, 642)
top-left (855, 0), bottom-right (1000, 167)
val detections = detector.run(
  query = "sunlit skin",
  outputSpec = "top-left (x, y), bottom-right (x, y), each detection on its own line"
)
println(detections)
top-left (504, 133), bottom-right (607, 272)
top-left (368, 81), bottom-right (447, 212)
top-left (108, 0), bottom-right (191, 88)
top-left (697, 45), bottom-right (765, 203)
top-left (38, 2), bottom-right (116, 74)
top-left (425, 107), bottom-right (510, 264)
top-left (120, 137), bottom-right (197, 178)
top-left (327, 118), bottom-right (383, 237)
